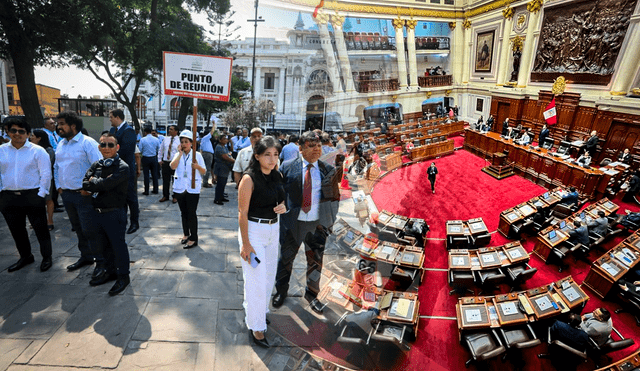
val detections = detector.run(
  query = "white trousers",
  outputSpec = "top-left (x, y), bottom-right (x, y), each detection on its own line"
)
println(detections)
top-left (239, 220), bottom-right (279, 332)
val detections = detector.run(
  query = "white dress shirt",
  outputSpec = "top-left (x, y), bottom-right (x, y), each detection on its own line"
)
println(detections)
top-left (232, 146), bottom-right (253, 174)
top-left (55, 132), bottom-right (102, 190)
top-left (158, 135), bottom-right (180, 162)
top-left (0, 141), bottom-right (52, 198)
top-left (297, 159), bottom-right (321, 222)
top-left (171, 152), bottom-right (206, 194)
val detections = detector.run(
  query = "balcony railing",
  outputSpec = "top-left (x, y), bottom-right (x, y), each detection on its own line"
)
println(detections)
top-left (355, 79), bottom-right (399, 93)
top-left (418, 75), bottom-right (452, 88)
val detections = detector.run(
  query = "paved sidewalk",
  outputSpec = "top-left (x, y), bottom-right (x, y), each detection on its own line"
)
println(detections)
top-left (0, 179), bottom-right (354, 371)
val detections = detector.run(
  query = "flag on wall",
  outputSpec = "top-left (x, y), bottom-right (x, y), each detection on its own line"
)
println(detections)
top-left (161, 97), bottom-right (166, 108)
top-left (543, 97), bottom-right (557, 125)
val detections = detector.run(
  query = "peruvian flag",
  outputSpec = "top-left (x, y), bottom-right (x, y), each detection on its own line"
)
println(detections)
top-left (543, 97), bottom-right (557, 125)
top-left (312, 0), bottom-right (324, 18)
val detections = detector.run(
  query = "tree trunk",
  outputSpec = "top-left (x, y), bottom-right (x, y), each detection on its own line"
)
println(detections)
top-left (177, 98), bottom-right (192, 130)
top-left (0, 3), bottom-right (43, 126)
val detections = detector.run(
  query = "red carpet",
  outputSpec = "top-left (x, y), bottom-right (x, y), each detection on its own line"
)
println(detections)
top-left (366, 149), bottom-right (640, 371)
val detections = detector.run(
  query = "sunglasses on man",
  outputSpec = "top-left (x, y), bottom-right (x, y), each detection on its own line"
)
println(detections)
top-left (8, 128), bottom-right (27, 135)
top-left (99, 142), bottom-right (117, 148)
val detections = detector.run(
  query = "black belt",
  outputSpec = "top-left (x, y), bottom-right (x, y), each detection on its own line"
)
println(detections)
top-left (2, 188), bottom-right (37, 195)
top-left (62, 189), bottom-right (82, 193)
top-left (95, 207), bottom-right (120, 214)
top-left (248, 216), bottom-right (278, 224)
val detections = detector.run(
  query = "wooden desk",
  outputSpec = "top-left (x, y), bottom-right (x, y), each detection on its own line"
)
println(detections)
top-left (583, 231), bottom-right (640, 298)
top-left (446, 218), bottom-right (489, 249)
top-left (380, 152), bottom-right (402, 172)
top-left (464, 130), bottom-right (605, 197)
top-left (493, 294), bottom-right (529, 326)
top-left (498, 188), bottom-right (566, 238)
top-left (595, 349), bottom-right (640, 370)
top-left (533, 198), bottom-right (618, 262)
top-left (457, 299), bottom-right (492, 330)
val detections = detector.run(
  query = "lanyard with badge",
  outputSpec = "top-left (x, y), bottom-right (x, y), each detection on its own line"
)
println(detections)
top-left (182, 153), bottom-right (190, 178)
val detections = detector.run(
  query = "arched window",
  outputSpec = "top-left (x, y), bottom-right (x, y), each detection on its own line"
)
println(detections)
top-left (170, 98), bottom-right (180, 120)
top-left (135, 96), bottom-right (147, 120)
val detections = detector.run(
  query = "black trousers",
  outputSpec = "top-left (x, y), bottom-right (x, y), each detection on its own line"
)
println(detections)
top-left (0, 190), bottom-right (52, 259)
top-left (93, 207), bottom-right (130, 276)
top-left (176, 191), bottom-right (200, 242)
top-left (161, 161), bottom-right (175, 198)
top-left (428, 177), bottom-right (436, 191)
top-left (141, 156), bottom-right (159, 193)
top-left (275, 221), bottom-right (324, 299)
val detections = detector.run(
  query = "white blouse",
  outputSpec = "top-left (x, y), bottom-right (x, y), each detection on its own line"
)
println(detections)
top-left (172, 151), bottom-right (206, 194)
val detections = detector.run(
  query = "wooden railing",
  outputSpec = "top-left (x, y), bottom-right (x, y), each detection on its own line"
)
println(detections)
top-left (355, 78), bottom-right (399, 93)
top-left (418, 75), bottom-right (452, 88)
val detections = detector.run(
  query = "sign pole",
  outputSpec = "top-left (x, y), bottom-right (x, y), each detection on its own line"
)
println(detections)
top-left (192, 98), bottom-right (198, 189)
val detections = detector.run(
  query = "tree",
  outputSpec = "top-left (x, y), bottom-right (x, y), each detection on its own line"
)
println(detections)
top-left (0, 0), bottom-right (82, 125)
top-left (68, 0), bottom-right (229, 129)
top-left (207, 6), bottom-right (240, 52)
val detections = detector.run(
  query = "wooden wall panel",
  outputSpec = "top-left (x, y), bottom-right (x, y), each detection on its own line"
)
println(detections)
top-left (572, 106), bottom-right (597, 137)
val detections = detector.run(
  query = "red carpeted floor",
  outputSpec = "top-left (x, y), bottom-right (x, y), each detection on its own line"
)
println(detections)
top-left (365, 148), bottom-right (640, 371)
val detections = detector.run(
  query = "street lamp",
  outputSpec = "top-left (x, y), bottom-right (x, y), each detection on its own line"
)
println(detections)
top-left (247, 0), bottom-right (265, 100)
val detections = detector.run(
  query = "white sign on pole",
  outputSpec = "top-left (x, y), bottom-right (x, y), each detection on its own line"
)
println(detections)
top-left (163, 51), bottom-right (233, 102)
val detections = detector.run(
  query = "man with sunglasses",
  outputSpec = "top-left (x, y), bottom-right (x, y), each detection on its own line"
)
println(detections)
top-left (55, 111), bottom-right (102, 273)
top-left (0, 117), bottom-right (53, 272)
top-left (82, 134), bottom-right (131, 295)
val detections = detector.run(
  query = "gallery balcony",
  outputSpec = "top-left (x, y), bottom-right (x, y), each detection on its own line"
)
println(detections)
top-left (418, 75), bottom-right (452, 88)
top-left (355, 78), bottom-right (399, 93)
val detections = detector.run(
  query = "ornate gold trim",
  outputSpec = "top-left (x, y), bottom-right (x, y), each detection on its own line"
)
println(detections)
top-left (502, 6), bottom-right (514, 20)
top-left (367, 97), bottom-right (374, 104)
top-left (315, 10), bottom-right (330, 24)
top-left (273, 0), bottom-right (520, 20)
top-left (330, 14), bottom-right (345, 28)
top-left (463, 18), bottom-right (471, 29)
top-left (609, 91), bottom-right (628, 96)
top-left (516, 85), bottom-right (527, 88)
top-left (392, 17), bottom-right (405, 29)
top-left (512, 35), bottom-right (523, 52)
top-left (552, 76), bottom-right (566, 95)
top-left (405, 19), bottom-right (418, 30)
top-left (426, 91), bottom-right (432, 98)
top-left (445, 89), bottom-right (452, 96)
top-left (632, 88), bottom-right (640, 95)
top-left (392, 95), bottom-right (398, 102)
top-left (448, 22), bottom-right (456, 30)
top-left (527, 0), bottom-right (543, 14)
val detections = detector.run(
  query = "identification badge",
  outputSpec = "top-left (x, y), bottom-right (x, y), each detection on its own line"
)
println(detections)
top-left (183, 171), bottom-right (188, 178)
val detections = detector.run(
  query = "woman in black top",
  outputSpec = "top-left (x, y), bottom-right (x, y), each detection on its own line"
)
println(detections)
top-left (427, 162), bottom-right (438, 194)
top-left (238, 136), bottom-right (286, 348)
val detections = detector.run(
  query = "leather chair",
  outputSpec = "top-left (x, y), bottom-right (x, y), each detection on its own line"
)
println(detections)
top-left (542, 138), bottom-right (554, 150)
top-left (462, 329), bottom-right (506, 368)
top-left (550, 242), bottom-right (583, 272)
top-left (510, 218), bottom-right (534, 239)
top-left (615, 282), bottom-right (640, 327)
top-left (474, 268), bottom-right (506, 295)
top-left (449, 269), bottom-right (475, 295)
top-left (506, 263), bottom-right (537, 291)
top-left (499, 324), bottom-right (541, 364)
top-left (556, 141), bottom-right (571, 155)
top-left (552, 203), bottom-right (574, 219)
top-left (538, 325), bottom-right (588, 364)
top-left (599, 157), bottom-right (612, 167)
top-left (369, 321), bottom-right (412, 350)
top-left (532, 213), bottom-right (555, 233)
top-left (447, 235), bottom-right (470, 250)
top-left (588, 327), bottom-right (635, 367)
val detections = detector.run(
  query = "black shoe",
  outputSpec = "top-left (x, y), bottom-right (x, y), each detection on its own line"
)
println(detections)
top-left (308, 298), bottom-right (325, 314)
top-left (180, 237), bottom-right (190, 244)
top-left (221, 198), bottom-right (230, 202)
top-left (67, 257), bottom-right (93, 271)
top-left (126, 224), bottom-right (139, 234)
top-left (48, 224), bottom-right (54, 231)
top-left (8, 255), bottom-right (35, 272)
top-left (183, 241), bottom-right (198, 249)
top-left (53, 207), bottom-right (65, 213)
top-left (91, 266), bottom-right (106, 279)
top-left (272, 292), bottom-right (287, 308)
top-left (108, 276), bottom-right (130, 296)
top-left (249, 330), bottom-right (270, 348)
top-left (142, 191), bottom-right (149, 196)
top-left (40, 257), bottom-right (52, 272)
top-left (89, 271), bottom-right (117, 286)
top-left (223, 193), bottom-right (228, 197)
top-left (213, 200), bottom-right (224, 205)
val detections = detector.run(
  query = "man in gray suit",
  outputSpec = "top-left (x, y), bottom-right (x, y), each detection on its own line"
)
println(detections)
top-left (587, 210), bottom-right (609, 236)
top-left (580, 308), bottom-right (613, 346)
top-left (272, 131), bottom-right (339, 314)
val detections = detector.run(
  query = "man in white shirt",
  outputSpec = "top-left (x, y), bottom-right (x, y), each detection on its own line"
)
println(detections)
top-left (55, 111), bottom-right (103, 273)
top-left (0, 118), bottom-right (53, 272)
top-left (157, 125), bottom-right (180, 203)
top-left (43, 118), bottom-right (61, 151)
top-left (517, 129), bottom-right (532, 146)
top-left (232, 127), bottom-right (263, 187)
top-left (234, 128), bottom-right (251, 155)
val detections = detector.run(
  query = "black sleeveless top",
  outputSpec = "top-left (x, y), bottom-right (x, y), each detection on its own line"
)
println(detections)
top-left (246, 168), bottom-right (285, 219)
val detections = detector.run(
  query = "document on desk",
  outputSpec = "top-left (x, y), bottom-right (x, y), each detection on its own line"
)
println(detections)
top-left (452, 256), bottom-right (466, 266)
top-left (601, 262), bottom-right (620, 277)
top-left (393, 298), bottom-right (411, 318)
top-left (465, 309), bottom-right (482, 323)
top-left (471, 257), bottom-right (480, 267)
top-left (450, 225), bottom-right (462, 233)
top-left (481, 254), bottom-right (496, 263)
top-left (498, 251), bottom-right (507, 261)
top-left (535, 296), bottom-right (552, 311)
top-left (614, 251), bottom-right (633, 267)
top-left (488, 306), bottom-right (498, 321)
top-left (508, 249), bottom-right (523, 259)
top-left (562, 287), bottom-right (580, 302)
top-left (500, 302), bottom-right (518, 316)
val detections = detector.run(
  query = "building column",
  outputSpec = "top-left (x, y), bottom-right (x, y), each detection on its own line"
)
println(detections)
top-left (497, 8), bottom-right (514, 86)
top-left (277, 67), bottom-right (286, 113)
top-left (406, 19), bottom-right (418, 88)
top-left (610, 16), bottom-right (640, 95)
top-left (517, 1), bottom-right (542, 88)
top-left (461, 19), bottom-right (472, 84)
top-left (451, 22), bottom-right (463, 85)
top-left (393, 18), bottom-right (408, 88)
top-left (253, 67), bottom-right (261, 98)
top-left (315, 11), bottom-right (342, 93)
top-left (331, 15), bottom-right (355, 93)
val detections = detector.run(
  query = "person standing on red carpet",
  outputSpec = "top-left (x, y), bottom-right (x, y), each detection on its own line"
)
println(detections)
top-left (427, 162), bottom-right (438, 194)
